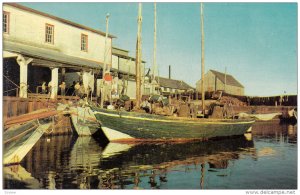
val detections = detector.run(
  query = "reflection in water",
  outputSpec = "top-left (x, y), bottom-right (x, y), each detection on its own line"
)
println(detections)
top-left (70, 136), bottom-right (103, 169)
top-left (4, 135), bottom-right (255, 189)
top-left (48, 171), bottom-right (56, 189)
top-left (101, 142), bottom-right (134, 158)
top-left (200, 163), bottom-right (205, 189)
top-left (257, 147), bottom-right (276, 157)
top-left (252, 121), bottom-right (297, 143)
top-left (3, 121), bottom-right (297, 189)
top-left (4, 164), bottom-right (41, 189)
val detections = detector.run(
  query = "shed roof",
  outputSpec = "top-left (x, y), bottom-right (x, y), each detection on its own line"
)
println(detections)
top-left (156, 77), bottom-right (194, 90)
top-left (112, 47), bottom-right (146, 63)
top-left (112, 47), bottom-right (129, 58)
top-left (210, 69), bottom-right (244, 88)
top-left (4, 3), bottom-right (116, 38)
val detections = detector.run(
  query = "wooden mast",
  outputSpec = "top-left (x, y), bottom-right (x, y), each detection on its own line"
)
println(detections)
top-left (201, 3), bottom-right (205, 113)
top-left (100, 13), bottom-right (110, 108)
top-left (135, 3), bottom-right (142, 108)
top-left (152, 3), bottom-right (157, 84)
top-left (224, 66), bottom-right (227, 93)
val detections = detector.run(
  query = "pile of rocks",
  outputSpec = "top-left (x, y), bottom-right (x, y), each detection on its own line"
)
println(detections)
top-left (220, 96), bottom-right (247, 106)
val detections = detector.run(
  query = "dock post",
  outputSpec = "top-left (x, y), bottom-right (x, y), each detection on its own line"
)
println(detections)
top-left (61, 68), bottom-right (66, 82)
top-left (50, 67), bottom-right (58, 99)
top-left (16, 54), bottom-right (32, 98)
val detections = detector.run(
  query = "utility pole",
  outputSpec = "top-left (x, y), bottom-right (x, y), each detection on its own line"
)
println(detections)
top-left (135, 3), bottom-right (142, 108)
top-left (100, 13), bottom-right (110, 108)
top-left (201, 3), bottom-right (205, 113)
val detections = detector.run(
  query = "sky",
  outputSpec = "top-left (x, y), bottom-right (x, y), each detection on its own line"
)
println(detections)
top-left (20, 2), bottom-right (298, 96)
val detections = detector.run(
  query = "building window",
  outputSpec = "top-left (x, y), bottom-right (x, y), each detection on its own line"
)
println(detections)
top-left (45, 24), bottom-right (54, 44)
top-left (3, 12), bottom-right (9, 33)
top-left (81, 34), bottom-right (88, 52)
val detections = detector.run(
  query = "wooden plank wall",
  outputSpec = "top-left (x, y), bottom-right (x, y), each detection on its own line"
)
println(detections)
top-left (3, 95), bottom-right (81, 135)
top-left (3, 94), bottom-right (80, 120)
top-left (193, 92), bottom-right (297, 107)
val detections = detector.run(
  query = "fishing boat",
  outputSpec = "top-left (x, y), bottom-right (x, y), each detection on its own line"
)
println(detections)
top-left (92, 107), bottom-right (254, 142)
top-left (69, 106), bottom-right (101, 136)
top-left (238, 112), bottom-right (282, 121)
top-left (4, 118), bottom-right (52, 165)
top-left (286, 107), bottom-right (297, 122)
top-left (92, 3), bottom-right (255, 142)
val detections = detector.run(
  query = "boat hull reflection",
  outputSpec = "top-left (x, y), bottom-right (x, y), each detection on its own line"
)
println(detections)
top-left (6, 134), bottom-right (256, 189)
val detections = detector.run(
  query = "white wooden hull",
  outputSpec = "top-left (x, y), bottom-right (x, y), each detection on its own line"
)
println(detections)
top-left (101, 126), bottom-right (134, 141)
top-left (4, 122), bottom-right (51, 165)
top-left (70, 106), bottom-right (100, 136)
top-left (239, 112), bottom-right (281, 121)
top-left (250, 113), bottom-right (281, 121)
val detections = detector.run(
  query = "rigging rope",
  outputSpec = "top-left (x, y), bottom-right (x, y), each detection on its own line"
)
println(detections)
top-left (3, 74), bottom-right (33, 93)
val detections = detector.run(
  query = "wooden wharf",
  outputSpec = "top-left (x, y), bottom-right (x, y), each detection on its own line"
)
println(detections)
top-left (2, 93), bottom-right (98, 135)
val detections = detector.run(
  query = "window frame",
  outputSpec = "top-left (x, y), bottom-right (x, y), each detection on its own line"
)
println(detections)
top-left (81, 33), bottom-right (88, 52)
top-left (3, 11), bottom-right (10, 34)
top-left (45, 23), bottom-right (54, 44)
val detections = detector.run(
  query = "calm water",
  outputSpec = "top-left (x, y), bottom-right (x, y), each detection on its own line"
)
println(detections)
top-left (3, 121), bottom-right (297, 189)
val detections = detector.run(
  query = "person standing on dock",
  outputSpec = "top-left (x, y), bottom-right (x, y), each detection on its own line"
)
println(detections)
top-left (48, 81), bottom-right (52, 96)
top-left (42, 81), bottom-right (47, 94)
top-left (74, 82), bottom-right (80, 96)
top-left (59, 81), bottom-right (66, 96)
top-left (78, 82), bottom-right (85, 98)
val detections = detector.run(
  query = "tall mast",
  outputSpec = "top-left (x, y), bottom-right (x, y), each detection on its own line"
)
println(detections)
top-left (201, 3), bottom-right (205, 113)
top-left (224, 66), bottom-right (227, 93)
top-left (135, 3), bottom-right (142, 108)
top-left (152, 2), bottom-right (157, 82)
top-left (100, 13), bottom-right (110, 108)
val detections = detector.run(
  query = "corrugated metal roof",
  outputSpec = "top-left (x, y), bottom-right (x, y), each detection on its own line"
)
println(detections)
top-left (4, 40), bottom-right (104, 70)
top-left (4, 3), bottom-right (116, 39)
top-left (210, 69), bottom-right (244, 88)
top-left (156, 77), bottom-right (194, 90)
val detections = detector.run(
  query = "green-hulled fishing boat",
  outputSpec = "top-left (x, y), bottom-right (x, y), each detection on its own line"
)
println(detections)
top-left (93, 3), bottom-right (255, 142)
top-left (92, 107), bottom-right (254, 142)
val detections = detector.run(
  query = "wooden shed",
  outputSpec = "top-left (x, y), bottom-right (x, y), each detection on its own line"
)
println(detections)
top-left (196, 69), bottom-right (244, 96)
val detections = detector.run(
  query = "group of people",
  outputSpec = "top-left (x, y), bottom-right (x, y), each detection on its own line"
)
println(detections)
top-left (41, 81), bottom-right (66, 96)
top-left (72, 81), bottom-right (91, 98)
top-left (40, 76), bottom-right (122, 99)
top-left (41, 80), bottom-right (90, 98)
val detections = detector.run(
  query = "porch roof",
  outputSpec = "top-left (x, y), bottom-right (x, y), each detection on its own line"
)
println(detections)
top-left (4, 40), bottom-right (104, 70)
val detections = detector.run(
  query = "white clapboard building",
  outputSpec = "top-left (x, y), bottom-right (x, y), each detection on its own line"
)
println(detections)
top-left (3, 3), bottom-right (115, 98)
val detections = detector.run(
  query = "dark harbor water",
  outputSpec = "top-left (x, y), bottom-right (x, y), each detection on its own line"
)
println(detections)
top-left (3, 121), bottom-right (297, 189)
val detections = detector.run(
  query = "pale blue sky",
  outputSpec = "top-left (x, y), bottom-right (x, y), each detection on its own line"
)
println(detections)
top-left (20, 2), bottom-right (297, 96)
